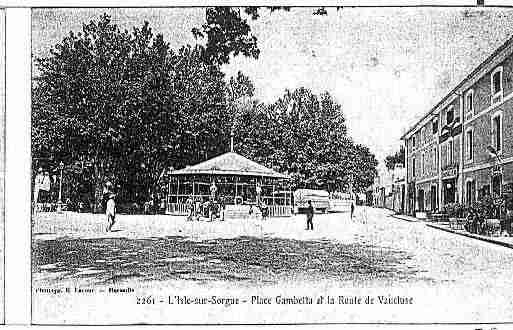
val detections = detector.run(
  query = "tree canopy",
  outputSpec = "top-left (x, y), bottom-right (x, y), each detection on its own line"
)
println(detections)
top-left (33, 14), bottom-right (231, 206)
top-left (233, 88), bottom-right (378, 193)
top-left (32, 13), bottom-right (378, 209)
top-left (384, 146), bottom-right (405, 171)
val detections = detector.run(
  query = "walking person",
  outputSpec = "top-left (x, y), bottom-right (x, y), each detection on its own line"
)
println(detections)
top-left (350, 202), bottom-right (355, 220)
top-left (306, 200), bottom-right (314, 230)
top-left (106, 193), bottom-right (116, 232)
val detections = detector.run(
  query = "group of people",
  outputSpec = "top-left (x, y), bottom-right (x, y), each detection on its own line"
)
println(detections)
top-left (248, 201), bottom-right (269, 220)
top-left (184, 195), bottom-right (271, 222)
top-left (185, 196), bottom-right (225, 222)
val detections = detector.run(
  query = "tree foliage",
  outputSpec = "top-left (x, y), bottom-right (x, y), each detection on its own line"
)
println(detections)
top-left (192, 6), bottom-right (343, 66)
top-left (233, 88), bottom-right (378, 192)
top-left (33, 14), bottom-right (231, 207)
top-left (33, 13), bottom-right (378, 210)
top-left (384, 146), bottom-right (405, 171)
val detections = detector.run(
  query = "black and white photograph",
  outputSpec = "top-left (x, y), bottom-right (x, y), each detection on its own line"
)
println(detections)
top-left (30, 6), bottom-right (513, 325)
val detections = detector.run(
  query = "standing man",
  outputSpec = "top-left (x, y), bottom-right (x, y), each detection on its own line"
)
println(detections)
top-left (106, 193), bottom-right (116, 232)
top-left (210, 181), bottom-right (218, 201)
top-left (33, 168), bottom-right (45, 212)
top-left (306, 200), bottom-right (314, 230)
top-left (256, 183), bottom-right (262, 206)
top-left (260, 200), bottom-right (268, 221)
top-left (350, 202), bottom-right (355, 220)
top-left (102, 181), bottom-right (113, 213)
top-left (40, 171), bottom-right (52, 207)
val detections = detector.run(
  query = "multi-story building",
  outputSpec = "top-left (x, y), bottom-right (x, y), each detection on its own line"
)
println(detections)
top-left (402, 35), bottom-right (513, 216)
top-left (390, 163), bottom-right (406, 213)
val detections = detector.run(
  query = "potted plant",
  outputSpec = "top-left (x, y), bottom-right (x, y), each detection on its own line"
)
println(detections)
top-left (444, 202), bottom-right (466, 229)
top-left (472, 195), bottom-right (503, 236)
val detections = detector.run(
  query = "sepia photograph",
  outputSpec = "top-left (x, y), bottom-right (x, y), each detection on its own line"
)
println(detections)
top-left (30, 6), bottom-right (513, 324)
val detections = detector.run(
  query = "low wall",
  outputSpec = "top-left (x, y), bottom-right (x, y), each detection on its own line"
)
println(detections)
top-left (166, 203), bottom-right (291, 217)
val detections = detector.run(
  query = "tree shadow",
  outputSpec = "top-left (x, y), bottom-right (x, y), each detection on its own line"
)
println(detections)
top-left (33, 235), bottom-right (428, 286)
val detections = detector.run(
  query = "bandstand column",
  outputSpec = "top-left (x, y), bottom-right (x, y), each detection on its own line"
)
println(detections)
top-left (234, 176), bottom-right (237, 199)
top-left (272, 183), bottom-right (276, 206)
top-left (177, 177), bottom-right (180, 204)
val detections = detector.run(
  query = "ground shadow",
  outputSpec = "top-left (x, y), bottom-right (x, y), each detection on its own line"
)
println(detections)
top-left (33, 235), bottom-right (426, 286)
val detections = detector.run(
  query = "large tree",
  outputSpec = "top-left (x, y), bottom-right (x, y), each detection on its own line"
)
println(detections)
top-left (191, 7), bottom-right (343, 66)
top-left (384, 146), bottom-right (405, 171)
top-left (233, 88), bottom-right (378, 192)
top-left (33, 14), bottom-right (231, 208)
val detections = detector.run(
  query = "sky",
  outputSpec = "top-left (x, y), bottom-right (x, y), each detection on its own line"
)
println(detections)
top-left (32, 7), bottom-right (513, 170)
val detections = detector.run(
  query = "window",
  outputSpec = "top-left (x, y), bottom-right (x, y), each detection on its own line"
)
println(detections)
top-left (440, 144), bottom-right (445, 168)
top-left (465, 90), bottom-right (474, 117)
top-left (433, 147), bottom-right (437, 171)
top-left (412, 157), bottom-right (416, 177)
top-left (491, 66), bottom-right (503, 104)
top-left (432, 119), bottom-right (438, 135)
top-left (422, 153), bottom-right (425, 175)
top-left (448, 140), bottom-right (454, 165)
top-left (492, 112), bottom-right (502, 153)
top-left (466, 128), bottom-right (474, 161)
top-left (412, 136), bottom-right (416, 149)
top-left (446, 107), bottom-right (454, 125)
top-left (419, 129), bottom-right (423, 146)
top-left (466, 180), bottom-right (476, 206)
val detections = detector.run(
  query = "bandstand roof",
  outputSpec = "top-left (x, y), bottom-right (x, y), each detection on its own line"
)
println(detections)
top-left (171, 152), bottom-right (289, 179)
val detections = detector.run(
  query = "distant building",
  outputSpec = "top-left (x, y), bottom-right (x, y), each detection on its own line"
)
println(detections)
top-left (369, 164), bottom-right (405, 213)
top-left (401, 34), bottom-right (513, 216)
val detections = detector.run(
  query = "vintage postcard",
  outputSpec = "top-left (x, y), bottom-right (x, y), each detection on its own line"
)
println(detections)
top-left (30, 6), bottom-right (513, 325)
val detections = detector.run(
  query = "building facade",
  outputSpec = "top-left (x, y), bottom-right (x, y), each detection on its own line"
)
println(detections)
top-left (368, 165), bottom-right (405, 213)
top-left (402, 35), bottom-right (513, 216)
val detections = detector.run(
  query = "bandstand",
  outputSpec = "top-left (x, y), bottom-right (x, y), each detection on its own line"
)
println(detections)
top-left (166, 152), bottom-right (292, 217)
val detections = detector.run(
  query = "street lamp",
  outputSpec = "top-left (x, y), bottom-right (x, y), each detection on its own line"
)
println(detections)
top-left (56, 161), bottom-right (64, 213)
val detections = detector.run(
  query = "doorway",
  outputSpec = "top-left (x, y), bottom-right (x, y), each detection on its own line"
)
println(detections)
top-left (466, 180), bottom-right (476, 206)
top-left (431, 185), bottom-right (438, 211)
top-left (417, 189), bottom-right (425, 212)
top-left (443, 179), bottom-right (456, 205)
